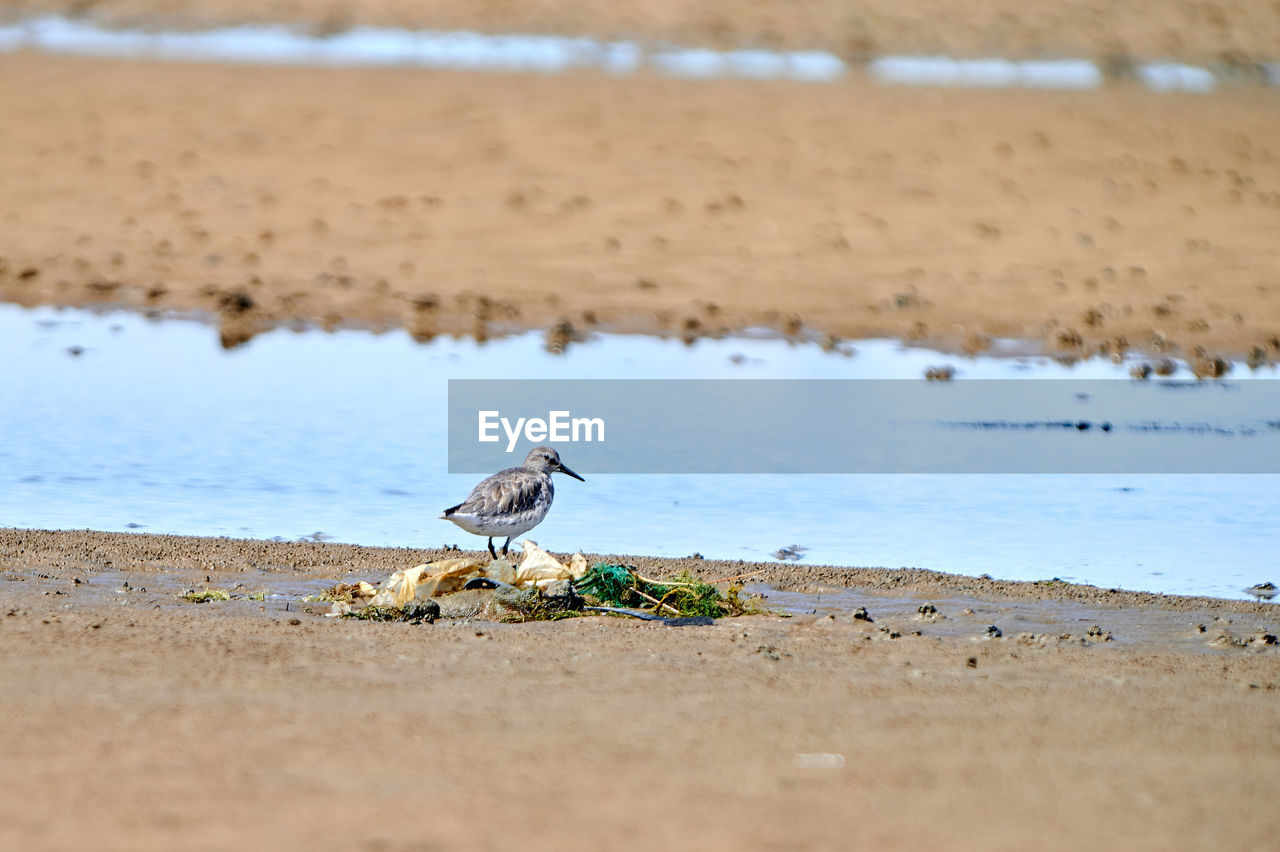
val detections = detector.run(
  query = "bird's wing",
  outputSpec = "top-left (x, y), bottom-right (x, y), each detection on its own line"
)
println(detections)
top-left (448, 468), bottom-right (549, 516)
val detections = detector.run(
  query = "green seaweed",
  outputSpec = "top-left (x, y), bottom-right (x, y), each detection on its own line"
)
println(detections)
top-left (721, 582), bottom-right (766, 617)
top-left (651, 572), bottom-right (727, 618)
top-left (180, 589), bottom-right (231, 603)
top-left (574, 564), bottom-right (762, 619)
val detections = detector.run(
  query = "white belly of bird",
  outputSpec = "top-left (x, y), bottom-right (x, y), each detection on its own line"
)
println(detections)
top-left (445, 506), bottom-right (548, 539)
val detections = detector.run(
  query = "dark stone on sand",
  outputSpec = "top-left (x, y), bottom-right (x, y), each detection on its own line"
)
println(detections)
top-left (493, 580), bottom-right (583, 617)
top-left (406, 600), bottom-right (441, 622)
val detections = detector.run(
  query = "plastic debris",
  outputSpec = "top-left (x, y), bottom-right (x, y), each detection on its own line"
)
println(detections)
top-left (323, 544), bottom-right (760, 623)
top-left (513, 541), bottom-right (590, 587)
top-left (323, 541), bottom-right (591, 619)
top-left (368, 564), bottom-right (429, 608)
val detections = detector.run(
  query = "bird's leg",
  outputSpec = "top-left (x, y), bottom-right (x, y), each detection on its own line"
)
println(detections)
top-left (501, 537), bottom-right (512, 556)
top-left (487, 538), bottom-right (497, 559)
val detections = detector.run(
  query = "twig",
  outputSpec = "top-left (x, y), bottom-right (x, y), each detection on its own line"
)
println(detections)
top-left (634, 572), bottom-right (697, 588)
top-left (656, 587), bottom-right (690, 612)
top-left (630, 586), bottom-right (681, 616)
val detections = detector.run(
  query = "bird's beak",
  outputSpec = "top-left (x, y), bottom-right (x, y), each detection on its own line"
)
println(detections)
top-left (558, 463), bottom-right (585, 482)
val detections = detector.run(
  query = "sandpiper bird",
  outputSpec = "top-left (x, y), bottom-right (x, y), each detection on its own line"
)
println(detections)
top-left (440, 445), bottom-right (584, 559)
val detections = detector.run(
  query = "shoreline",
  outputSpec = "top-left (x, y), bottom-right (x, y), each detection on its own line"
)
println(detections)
top-left (4, 526), bottom-right (1272, 614)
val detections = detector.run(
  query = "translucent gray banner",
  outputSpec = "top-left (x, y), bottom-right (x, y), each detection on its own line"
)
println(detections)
top-left (447, 379), bottom-right (1280, 474)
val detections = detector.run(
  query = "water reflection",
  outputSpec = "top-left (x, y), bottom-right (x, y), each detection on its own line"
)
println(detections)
top-left (2, 16), bottom-right (1273, 92)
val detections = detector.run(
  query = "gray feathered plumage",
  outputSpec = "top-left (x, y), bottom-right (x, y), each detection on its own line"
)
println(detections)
top-left (440, 446), bottom-right (584, 558)
top-left (444, 466), bottom-right (552, 518)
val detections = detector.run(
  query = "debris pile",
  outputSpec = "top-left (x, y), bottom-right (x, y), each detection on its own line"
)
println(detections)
top-left (322, 542), bottom-right (761, 624)
top-left (323, 540), bottom-right (588, 621)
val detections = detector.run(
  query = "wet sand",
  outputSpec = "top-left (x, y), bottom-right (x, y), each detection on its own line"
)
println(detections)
top-left (1, 53), bottom-right (1278, 359)
top-left (2, 528), bottom-right (1279, 850)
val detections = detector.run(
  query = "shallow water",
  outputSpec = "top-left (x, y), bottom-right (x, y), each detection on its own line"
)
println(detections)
top-left (2, 16), bottom-right (1275, 92)
top-left (1, 304), bottom-right (1278, 601)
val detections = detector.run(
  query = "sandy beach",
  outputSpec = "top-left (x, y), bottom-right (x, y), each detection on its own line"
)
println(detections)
top-left (2, 3), bottom-right (1280, 847)
top-left (2, 529), bottom-right (1278, 851)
